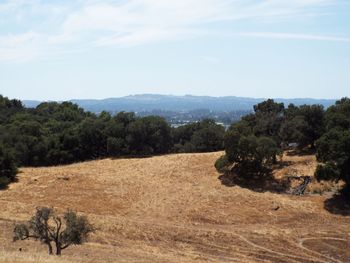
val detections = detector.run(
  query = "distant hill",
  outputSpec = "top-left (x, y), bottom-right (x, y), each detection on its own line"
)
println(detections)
top-left (23, 94), bottom-right (336, 113)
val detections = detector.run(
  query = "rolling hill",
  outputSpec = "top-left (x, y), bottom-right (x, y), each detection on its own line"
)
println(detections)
top-left (0, 152), bottom-right (349, 262)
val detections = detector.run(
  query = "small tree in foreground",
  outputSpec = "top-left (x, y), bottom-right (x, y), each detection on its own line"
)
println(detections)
top-left (13, 207), bottom-right (94, 255)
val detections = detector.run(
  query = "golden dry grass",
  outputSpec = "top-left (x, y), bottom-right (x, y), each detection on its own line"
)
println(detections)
top-left (0, 152), bottom-right (349, 262)
top-left (0, 250), bottom-right (78, 263)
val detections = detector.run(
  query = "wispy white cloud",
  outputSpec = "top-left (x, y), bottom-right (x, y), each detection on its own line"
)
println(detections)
top-left (0, 32), bottom-right (42, 62)
top-left (234, 32), bottom-right (350, 42)
top-left (0, 0), bottom-right (345, 62)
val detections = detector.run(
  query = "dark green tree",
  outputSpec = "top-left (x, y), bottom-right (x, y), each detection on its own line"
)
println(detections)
top-left (325, 97), bottom-right (350, 130)
top-left (173, 119), bottom-right (224, 153)
top-left (315, 98), bottom-right (350, 191)
top-left (279, 104), bottom-right (325, 149)
top-left (279, 115), bottom-right (308, 147)
top-left (191, 119), bottom-right (225, 152)
top-left (218, 99), bottom-right (284, 176)
top-left (0, 95), bottom-right (24, 123)
top-left (126, 116), bottom-right (172, 155)
top-left (0, 146), bottom-right (17, 188)
top-left (316, 129), bottom-right (350, 188)
top-left (222, 130), bottom-right (281, 175)
top-left (251, 99), bottom-right (285, 142)
top-left (253, 99), bottom-right (284, 115)
top-left (77, 117), bottom-right (108, 159)
top-left (297, 105), bottom-right (325, 148)
top-left (106, 137), bottom-right (124, 156)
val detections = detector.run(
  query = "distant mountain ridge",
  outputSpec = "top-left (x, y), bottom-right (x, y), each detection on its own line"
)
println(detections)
top-left (23, 94), bottom-right (336, 113)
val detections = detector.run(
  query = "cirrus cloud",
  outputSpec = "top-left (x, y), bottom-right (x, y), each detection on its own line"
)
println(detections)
top-left (0, 0), bottom-right (346, 62)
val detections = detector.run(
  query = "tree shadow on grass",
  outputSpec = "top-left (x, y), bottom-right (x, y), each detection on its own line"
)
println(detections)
top-left (0, 176), bottom-right (18, 191)
top-left (272, 161), bottom-right (293, 169)
top-left (110, 152), bottom-right (175, 160)
top-left (286, 148), bottom-right (315, 156)
top-left (218, 166), bottom-right (291, 194)
top-left (324, 189), bottom-right (350, 216)
top-left (0, 183), bottom-right (9, 190)
top-left (110, 154), bottom-right (153, 160)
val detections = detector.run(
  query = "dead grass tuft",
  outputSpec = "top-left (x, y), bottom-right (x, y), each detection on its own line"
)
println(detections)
top-left (308, 180), bottom-right (344, 195)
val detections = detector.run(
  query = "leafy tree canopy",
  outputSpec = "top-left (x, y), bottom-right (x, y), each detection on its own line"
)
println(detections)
top-left (14, 207), bottom-right (94, 255)
top-left (315, 98), bottom-right (350, 190)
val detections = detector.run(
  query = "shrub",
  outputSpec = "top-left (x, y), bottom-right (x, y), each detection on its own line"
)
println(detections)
top-left (215, 155), bottom-right (230, 173)
top-left (315, 163), bottom-right (341, 182)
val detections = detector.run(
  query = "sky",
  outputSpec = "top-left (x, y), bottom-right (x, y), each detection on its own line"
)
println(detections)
top-left (0, 0), bottom-right (349, 100)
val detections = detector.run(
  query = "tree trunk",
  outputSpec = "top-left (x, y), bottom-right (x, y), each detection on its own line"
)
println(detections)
top-left (55, 242), bottom-right (61, 256)
top-left (344, 173), bottom-right (350, 193)
top-left (47, 242), bottom-right (53, 255)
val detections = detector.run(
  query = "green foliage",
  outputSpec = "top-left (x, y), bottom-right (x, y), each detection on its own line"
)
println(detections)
top-left (191, 119), bottom-right (225, 152)
top-left (298, 105), bottom-right (325, 146)
top-left (314, 98), bottom-right (350, 190)
top-left (223, 100), bottom-right (285, 177)
top-left (256, 136), bottom-right (282, 164)
top-left (278, 103), bottom-right (325, 148)
top-left (14, 207), bottom-right (94, 255)
top-left (107, 137), bottom-right (124, 156)
top-left (77, 117), bottom-right (108, 159)
top-left (0, 146), bottom-right (17, 188)
top-left (325, 97), bottom-right (350, 130)
top-left (0, 95), bottom-right (24, 123)
top-left (279, 115), bottom-right (308, 146)
top-left (223, 99), bottom-right (327, 179)
top-left (215, 155), bottom-right (230, 173)
top-left (315, 163), bottom-right (341, 182)
top-left (173, 119), bottom-right (224, 153)
top-left (253, 99), bottom-right (284, 115)
top-left (126, 116), bottom-right (172, 155)
top-left (62, 211), bottom-right (93, 246)
top-left (224, 130), bottom-right (281, 175)
top-left (252, 99), bottom-right (285, 142)
top-left (224, 99), bottom-right (326, 176)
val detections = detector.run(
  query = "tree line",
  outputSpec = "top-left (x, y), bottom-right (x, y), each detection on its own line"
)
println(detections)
top-left (0, 95), bottom-right (225, 188)
top-left (216, 98), bottom-right (350, 192)
top-left (2, 94), bottom-right (349, 193)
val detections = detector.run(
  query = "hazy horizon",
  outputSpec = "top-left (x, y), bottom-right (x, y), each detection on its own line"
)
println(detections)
top-left (17, 93), bottom-right (341, 102)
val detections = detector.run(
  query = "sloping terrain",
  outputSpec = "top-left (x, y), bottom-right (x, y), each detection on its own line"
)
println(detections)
top-left (0, 152), bottom-right (349, 262)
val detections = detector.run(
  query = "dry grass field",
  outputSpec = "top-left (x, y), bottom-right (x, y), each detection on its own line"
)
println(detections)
top-left (0, 152), bottom-right (349, 262)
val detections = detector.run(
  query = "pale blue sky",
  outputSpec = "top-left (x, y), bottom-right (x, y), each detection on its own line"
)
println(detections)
top-left (0, 0), bottom-right (349, 100)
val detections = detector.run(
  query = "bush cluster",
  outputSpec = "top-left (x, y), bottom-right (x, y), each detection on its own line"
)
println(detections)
top-left (218, 98), bottom-right (350, 192)
top-left (218, 99), bottom-right (324, 174)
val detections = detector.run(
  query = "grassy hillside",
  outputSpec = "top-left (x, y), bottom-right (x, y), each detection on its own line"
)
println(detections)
top-left (0, 152), bottom-right (349, 262)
